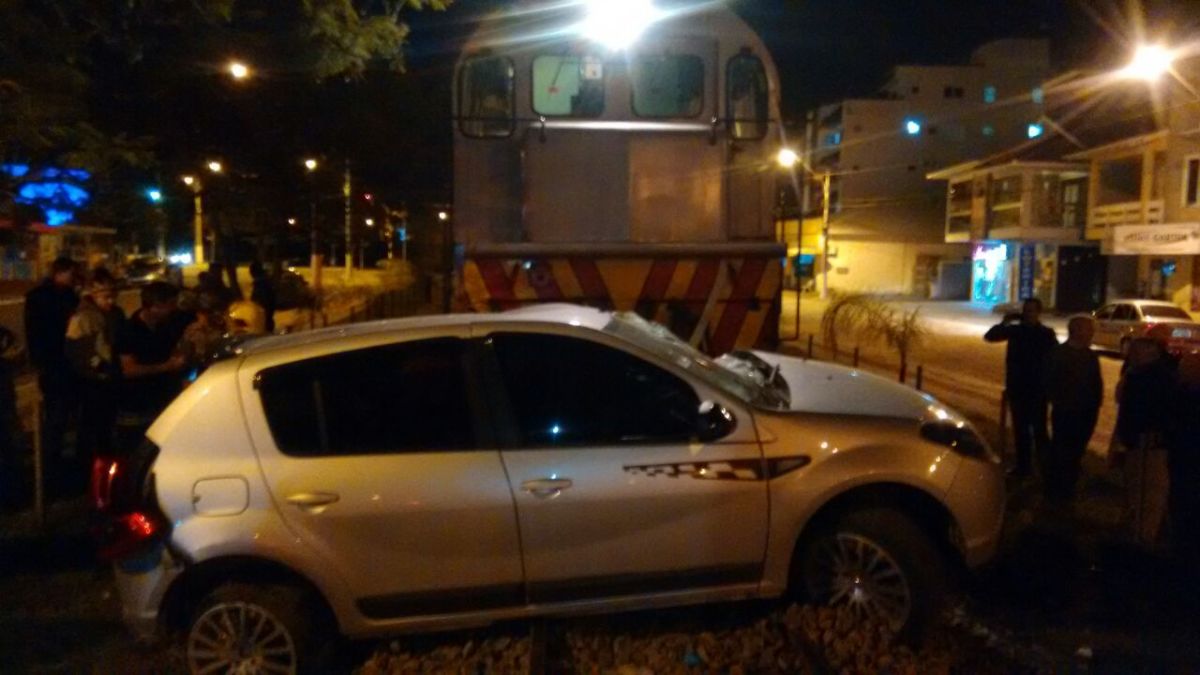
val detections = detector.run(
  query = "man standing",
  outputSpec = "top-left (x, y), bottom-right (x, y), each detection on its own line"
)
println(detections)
top-left (249, 260), bottom-right (277, 333)
top-left (65, 269), bottom-right (124, 492)
top-left (1044, 316), bottom-right (1103, 504)
top-left (114, 282), bottom-right (187, 450)
top-left (984, 297), bottom-right (1059, 477)
top-left (23, 256), bottom-right (79, 493)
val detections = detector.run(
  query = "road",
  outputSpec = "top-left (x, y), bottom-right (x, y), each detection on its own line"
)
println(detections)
top-left (779, 293), bottom-right (1123, 457)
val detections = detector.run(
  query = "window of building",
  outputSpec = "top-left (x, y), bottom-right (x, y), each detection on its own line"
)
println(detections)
top-left (943, 86), bottom-right (964, 99)
top-left (631, 54), bottom-right (704, 118)
top-left (458, 55), bottom-right (515, 138)
top-left (904, 118), bottom-right (922, 135)
top-left (532, 54), bottom-right (605, 117)
top-left (927, 125), bottom-right (938, 135)
top-left (1098, 157), bottom-right (1142, 205)
top-left (490, 333), bottom-right (700, 447)
top-left (949, 181), bottom-right (972, 214)
top-left (258, 339), bottom-right (477, 456)
top-left (1027, 123), bottom-right (1044, 139)
top-left (1185, 155), bottom-right (1200, 207)
top-left (726, 53), bottom-right (768, 140)
top-left (983, 85), bottom-right (997, 103)
top-left (824, 131), bottom-right (842, 146)
top-left (1031, 87), bottom-right (1044, 104)
top-left (981, 124), bottom-right (995, 137)
top-left (991, 175), bottom-right (1023, 205)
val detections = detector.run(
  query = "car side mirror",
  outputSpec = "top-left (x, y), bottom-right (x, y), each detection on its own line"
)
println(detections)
top-left (696, 400), bottom-right (736, 442)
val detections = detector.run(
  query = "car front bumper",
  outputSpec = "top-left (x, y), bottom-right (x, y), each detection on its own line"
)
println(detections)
top-left (945, 458), bottom-right (1006, 568)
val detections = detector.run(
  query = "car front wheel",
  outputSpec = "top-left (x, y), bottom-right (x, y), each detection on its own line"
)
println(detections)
top-left (797, 508), bottom-right (946, 636)
top-left (185, 583), bottom-right (326, 675)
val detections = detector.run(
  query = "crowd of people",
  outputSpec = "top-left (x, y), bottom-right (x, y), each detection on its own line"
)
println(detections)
top-left (987, 297), bottom-right (1200, 562)
top-left (0, 257), bottom-right (277, 508)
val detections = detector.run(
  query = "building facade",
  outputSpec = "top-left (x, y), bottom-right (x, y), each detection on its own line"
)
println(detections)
top-left (795, 39), bottom-right (1052, 297)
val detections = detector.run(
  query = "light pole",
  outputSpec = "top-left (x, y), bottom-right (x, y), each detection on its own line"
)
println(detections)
top-left (181, 175), bottom-right (205, 265)
top-left (343, 159), bottom-right (352, 280)
top-left (146, 188), bottom-right (165, 259)
top-left (302, 157), bottom-right (320, 272)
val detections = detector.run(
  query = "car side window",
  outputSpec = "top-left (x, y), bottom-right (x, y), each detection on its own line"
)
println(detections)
top-left (1113, 305), bottom-right (1134, 321)
top-left (489, 332), bottom-right (700, 447)
top-left (258, 338), bottom-right (476, 456)
top-left (1094, 305), bottom-right (1114, 320)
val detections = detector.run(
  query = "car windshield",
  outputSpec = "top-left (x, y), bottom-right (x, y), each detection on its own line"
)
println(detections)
top-left (1141, 305), bottom-right (1190, 320)
top-left (603, 311), bottom-right (785, 408)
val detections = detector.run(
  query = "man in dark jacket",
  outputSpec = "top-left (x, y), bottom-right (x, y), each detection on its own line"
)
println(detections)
top-left (65, 269), bottom-right (124, 492)
top-left (1044, 315), bottom-right (1103, 504)
top-left (985, 297), bottom-right (1059, 477)
top-left (249, 260), bottom-right (276, 333)
top-left (23, 256), bottom-right (79, 492)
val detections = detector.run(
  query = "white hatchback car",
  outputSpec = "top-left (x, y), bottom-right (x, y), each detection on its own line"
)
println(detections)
top-left (95, 305), bottom-right (1004, 673)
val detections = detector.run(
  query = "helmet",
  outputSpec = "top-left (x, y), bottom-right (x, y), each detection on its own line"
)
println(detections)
top-left (226, 300), bottom-right (266, 335)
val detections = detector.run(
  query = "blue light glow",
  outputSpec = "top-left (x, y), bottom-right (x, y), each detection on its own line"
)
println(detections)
top-left (983, 85), bottom-right (997, 103)
top-left (1027, 123), bottom-right (1044, 139)
top-left (146, 188), bottom-right (163, 203)
top-left (904, 119), bottom-right (922, 135)
top-left (550, 424), bottom-right (562, 436)
top-left (6, 165), bottom-right (92, 226)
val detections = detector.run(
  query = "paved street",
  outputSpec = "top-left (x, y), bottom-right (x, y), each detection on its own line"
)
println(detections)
top-left (779, 292), bottom-right (1123, 458)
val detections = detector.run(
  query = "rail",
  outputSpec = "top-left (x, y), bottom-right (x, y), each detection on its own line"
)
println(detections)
top-left (1090, 199), bottom-right (1164, 228)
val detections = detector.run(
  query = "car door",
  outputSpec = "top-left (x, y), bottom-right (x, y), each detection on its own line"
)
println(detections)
top-left (243, 335), bottom-right (525, 619)
top-left (481, 328), bottom-right (768, 603)
top-left (1112, 304), bottom-right (1137, 349)
top-left (1092, 305), bottom-right (1116, 349)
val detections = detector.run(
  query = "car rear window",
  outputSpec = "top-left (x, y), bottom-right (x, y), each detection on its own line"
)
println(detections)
top-left (1140, 305), bottom-right (1191, 320)
top-left (256, 338), bottom-right (477, 456)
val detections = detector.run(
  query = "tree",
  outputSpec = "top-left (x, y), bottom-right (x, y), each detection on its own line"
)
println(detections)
top-left (821, 293), bottom-right (929, 383)
top-left (1, 0), bottom-right (452, 236)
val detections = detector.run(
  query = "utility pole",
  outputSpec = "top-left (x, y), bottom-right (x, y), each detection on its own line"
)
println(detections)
top-left (192, 188), bottom-right (205, 265)
top-left (343, 159), bottom-right (352, 281)
top-left (821, 170), bottom-right (831, 299)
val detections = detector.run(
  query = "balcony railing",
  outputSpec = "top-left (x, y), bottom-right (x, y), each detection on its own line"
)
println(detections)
top-left (1091, 199), bottom-right (1164, 228)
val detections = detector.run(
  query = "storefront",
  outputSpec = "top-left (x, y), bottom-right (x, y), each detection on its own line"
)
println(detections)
top-left (1103, 223), bottom-right (1200, 313)
top-left (971, 242), bottom-right (1010, 305)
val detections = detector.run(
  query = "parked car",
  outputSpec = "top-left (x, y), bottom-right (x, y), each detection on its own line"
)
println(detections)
top-left (1092, 299), bottom-right (1200, 356)
top-left (121, 256), bottom-right (169, 287)
top-left (93, 304), bottom-right (1004, 672)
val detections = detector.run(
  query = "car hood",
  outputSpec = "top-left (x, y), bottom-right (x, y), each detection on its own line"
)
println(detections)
top-left (750, 351), bottom-right (941, 421)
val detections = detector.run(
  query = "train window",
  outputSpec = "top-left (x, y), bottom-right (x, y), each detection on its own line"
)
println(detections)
top-left (631, 54), bottom-right (704, 118)
top-left (727, 53), bottom-right (767, 140)
top-left (458, 55), bottom-right (515, 138)
top-left (533, 55), bottom-right (605, 117)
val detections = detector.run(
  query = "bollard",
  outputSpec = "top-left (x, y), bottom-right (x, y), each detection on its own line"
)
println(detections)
top-left (807, 334), bottom-right (814, 359)
top-left (915, 365), bottom-right (924, 391)
top-left (853, 347), bottom-right (860, 368)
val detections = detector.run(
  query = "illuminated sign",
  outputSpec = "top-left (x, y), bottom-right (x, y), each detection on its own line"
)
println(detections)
top-left (972, 242), bottom-right (1009, 262)
top-left (1106, 224), bottom-right (1200, 255)
top-left (2, 164), bottom-right (92, 226)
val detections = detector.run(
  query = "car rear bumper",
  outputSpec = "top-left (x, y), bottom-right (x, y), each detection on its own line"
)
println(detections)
top-left (112, 544), bottom-right (181, 642)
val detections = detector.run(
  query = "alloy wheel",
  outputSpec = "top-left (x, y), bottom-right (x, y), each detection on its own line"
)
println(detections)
top-left (187, 601), bottom-right (298, 675)
top-left (807, 532), bottom-right (912, 629)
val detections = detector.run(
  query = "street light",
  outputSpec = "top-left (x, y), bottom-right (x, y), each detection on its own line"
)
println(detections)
top-left (303, 158), bottom-right (318, 172)
top-left (287, 217), bottom-right (297, 226)
top-left (145, 188), bottom-right (163, 203)
top-left (437, 211), bottom-right (449, 221)
top-left (207, 160), bottom-right (223, 174)
top-left (776, 148), bottom-right (799, 170)
top-left (228, 61), bottom-right (251, 80)
top-left (1120, 44), bottom-right (1175, 81)
top-left (181, 175), bottom-right (195, 187)
top-left (365, 218), bottom-right (375, 227)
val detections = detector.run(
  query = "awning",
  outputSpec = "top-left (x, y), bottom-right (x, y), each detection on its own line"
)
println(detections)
top-left (1103, 223), bottom-right (1200, 255)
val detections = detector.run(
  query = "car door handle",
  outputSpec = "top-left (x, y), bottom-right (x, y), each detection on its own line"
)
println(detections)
top-left (520, 478), bottom-right (573, 499)
top-left (286, 492), bottom-right (340, 512)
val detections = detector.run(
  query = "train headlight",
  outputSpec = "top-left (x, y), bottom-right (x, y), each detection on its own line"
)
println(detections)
top-left (581, 0), bottom-right (660, 50)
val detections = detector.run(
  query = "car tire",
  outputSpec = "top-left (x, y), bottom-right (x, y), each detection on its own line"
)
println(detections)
top-left (796, 508), bottom-right (946, 637)
top-left (185, 583), bottom-right (330, 675)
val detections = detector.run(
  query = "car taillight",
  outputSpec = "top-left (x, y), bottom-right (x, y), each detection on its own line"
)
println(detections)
top-left (89, 439), bottom-right (167, 561)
